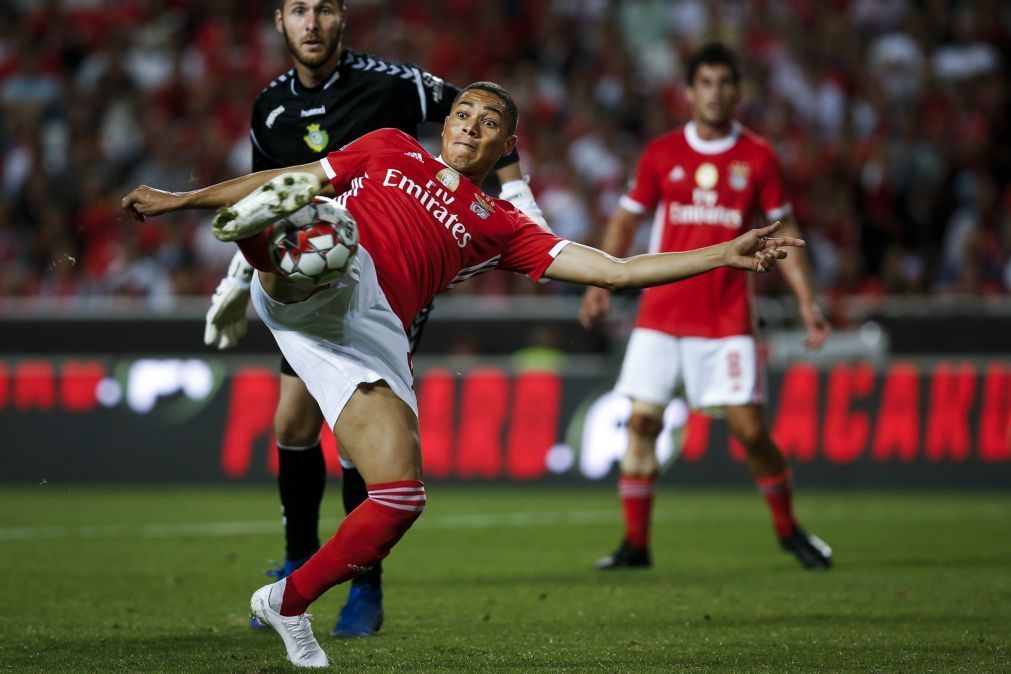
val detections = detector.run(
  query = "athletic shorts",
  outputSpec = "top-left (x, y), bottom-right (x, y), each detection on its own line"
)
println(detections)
top-left (614, 328), bottom-right (765, 409)
top-left (280, 301), bottom-right (434, 376)
top-left (251, 246), bottom-right (417, 430)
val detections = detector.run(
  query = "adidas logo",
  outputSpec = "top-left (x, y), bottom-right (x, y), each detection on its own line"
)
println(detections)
top-left (404, 152), bottom-right (424, 163)
top-left (669, 165), bottom-right (686, 181)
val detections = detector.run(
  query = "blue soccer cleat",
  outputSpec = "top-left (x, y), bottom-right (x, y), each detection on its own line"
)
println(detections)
top-left (250, 556), bottom-right (312, 630)
top-left (331, 583), bottom-right (384, 637)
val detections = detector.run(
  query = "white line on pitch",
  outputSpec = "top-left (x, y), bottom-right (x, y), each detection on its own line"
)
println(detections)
top-left (0, 504), bottom-right (1007, 542)
top-left (0, 511), bottom-right (621, 542)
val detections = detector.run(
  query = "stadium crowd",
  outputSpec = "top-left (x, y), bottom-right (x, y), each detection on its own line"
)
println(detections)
top-left (1, 0), bottom-right (1009, 312)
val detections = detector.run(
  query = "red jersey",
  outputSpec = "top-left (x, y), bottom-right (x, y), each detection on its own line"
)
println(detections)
top-left (321, 129), bottom-right (567, 329)
top-left (621, 122), bottom-right (790, 338)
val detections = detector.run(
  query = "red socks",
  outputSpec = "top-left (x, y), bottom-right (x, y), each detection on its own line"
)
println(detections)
top-left (616, 471), bottom-right (798, 551)
top-left (280, 480), bottom-right (425, 616)
top-left (235, 229), bottom-right (276, 273)
top-left (755, 471), bottom-right (798, 538)
top-left (619, 475), bottom-right (656, 549)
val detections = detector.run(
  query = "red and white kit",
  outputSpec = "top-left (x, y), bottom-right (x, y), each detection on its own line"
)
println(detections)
top-left (251, 128), bottom-right (568, 427)
top-left (614, 121), bottom-right (790, 408)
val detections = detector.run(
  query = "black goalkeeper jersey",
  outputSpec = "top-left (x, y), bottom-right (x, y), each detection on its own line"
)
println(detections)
top-left (252, 48), bottom-right (516, 354)
top-left (252, 48), bottom-right (463, 171)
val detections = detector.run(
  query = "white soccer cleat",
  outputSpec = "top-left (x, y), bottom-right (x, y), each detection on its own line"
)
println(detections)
top-left (250, 581), bottom-right (330, 668)
top-left (212, 172), bottom-right (322, 242)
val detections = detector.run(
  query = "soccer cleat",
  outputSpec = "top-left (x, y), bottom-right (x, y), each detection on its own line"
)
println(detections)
top-left (780, 528), bottom-right (833, 570)
top-left (212, 172), bottom-right (322, 242)
top-left (331, 583), bottom-right (384, 638)
top-left (595, 539), bottom-right (652, 570)
top-left (250, 556), bottom-right (312, 629)
top-left (250, 582), bottom-right (329, 669)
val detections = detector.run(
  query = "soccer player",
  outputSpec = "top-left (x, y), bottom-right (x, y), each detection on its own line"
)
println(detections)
top-left (207, 0), bottom-right (549, 636)
top-left (122, 81), bottom-right (804, 668)
top-left (579, 43), bottom-right (833, 571)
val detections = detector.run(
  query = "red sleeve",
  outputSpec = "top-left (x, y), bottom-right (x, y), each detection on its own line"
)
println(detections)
top-left (498, 204), bottom-right (569, 281)
top-left (320, 128), bottom-right (421, 193)
top-left (619, 142), bottom-right (661, 214)
top-left (757, 146), bottom-right (791, 221)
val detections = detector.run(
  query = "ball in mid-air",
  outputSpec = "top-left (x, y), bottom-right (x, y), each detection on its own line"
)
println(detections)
top-left (270, 197), bottom-right (358, 285)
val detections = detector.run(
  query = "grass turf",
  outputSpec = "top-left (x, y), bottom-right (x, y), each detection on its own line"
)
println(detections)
top-left (0, 486), bottom-right (1008, 672)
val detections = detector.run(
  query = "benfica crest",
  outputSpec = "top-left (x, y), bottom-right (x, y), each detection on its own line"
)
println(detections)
top-left (470, 193), bottom-right (496, 219)
top-left (728, 161), bottom-right (751, 191)
top-left (303, 124), bottom-right (329, 152)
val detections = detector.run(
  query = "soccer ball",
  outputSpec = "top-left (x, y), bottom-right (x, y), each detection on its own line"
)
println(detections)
top-left (270, 197), bottom-right (359, 285)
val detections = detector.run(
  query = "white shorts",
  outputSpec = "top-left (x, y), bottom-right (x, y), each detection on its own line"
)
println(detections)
top-left (614, 328), bottom-right (765, 409)
top-left (250, 246), bottom-right (417, 430)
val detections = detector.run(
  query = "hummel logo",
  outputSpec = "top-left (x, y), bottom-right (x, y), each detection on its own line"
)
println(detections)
top-left (300, 105), bottom-right (326, 118)
top-left (669, 165), bottom-right (686, 181)
top-left (404, 152), bottom-right (424, 163)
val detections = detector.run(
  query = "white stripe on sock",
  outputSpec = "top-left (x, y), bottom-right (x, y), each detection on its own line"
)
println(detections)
top-left (368, 486), bottom-right (425, 495)
top-left (368, 484), bottom-right (426, 513)
top-left (369, 498), bottom-right (426, 512)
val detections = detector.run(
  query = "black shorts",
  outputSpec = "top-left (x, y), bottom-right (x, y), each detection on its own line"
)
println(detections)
top-left (277, 300), bottom-right (436, 378)
top-left (279, 355), bottom-right (298, 377)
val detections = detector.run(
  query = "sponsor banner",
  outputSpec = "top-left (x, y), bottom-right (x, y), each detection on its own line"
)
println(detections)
top-left (0, 358), bottom-right (1008, 486)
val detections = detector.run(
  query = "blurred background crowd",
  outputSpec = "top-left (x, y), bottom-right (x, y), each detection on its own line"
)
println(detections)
top-left (1, 0), bottom-right (1009, 315)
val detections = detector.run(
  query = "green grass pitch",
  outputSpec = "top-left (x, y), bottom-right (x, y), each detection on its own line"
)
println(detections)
top-left (0, 486), bottom-right (1008, 672)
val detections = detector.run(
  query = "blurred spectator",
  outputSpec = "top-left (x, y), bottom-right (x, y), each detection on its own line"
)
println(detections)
top-left (0, 0), bottom-right (1008, 306)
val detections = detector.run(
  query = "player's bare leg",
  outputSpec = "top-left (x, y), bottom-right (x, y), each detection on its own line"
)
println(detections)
top-left (723, 403), bottom-right (787, 477)
top-left (333, 382), bottom-right (423, 483)
top-left (724, 403), bottom-right (832, 569)
top-left (252, 382), bottom-right (425, 667)
top-left (619, 401), bottom-right (664, 478)
top-left (597, 400), bottom-right (664, 569)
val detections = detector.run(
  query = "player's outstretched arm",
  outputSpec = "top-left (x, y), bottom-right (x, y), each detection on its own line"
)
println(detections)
top-left (547, 221), bottom-right (803, 290)
top-left (120, 162), bottom-right (330, 220)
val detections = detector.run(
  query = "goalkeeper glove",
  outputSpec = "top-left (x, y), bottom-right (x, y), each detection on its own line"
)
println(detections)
top-left (204, 251), bottom-right (253, 350)
top-left (500, 177), bottom-right (553, 232)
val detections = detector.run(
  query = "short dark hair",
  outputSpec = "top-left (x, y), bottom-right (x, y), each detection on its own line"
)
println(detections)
top-left (687, 42), bottom-right (740, 85)
top-left (451, 82), bottom-right (519, 135)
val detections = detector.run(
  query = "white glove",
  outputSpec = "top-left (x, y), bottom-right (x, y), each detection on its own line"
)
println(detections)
top-left (500, 177), bottom-right (553, 232)
top-left (204, 251), bottom-right (253, 350)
